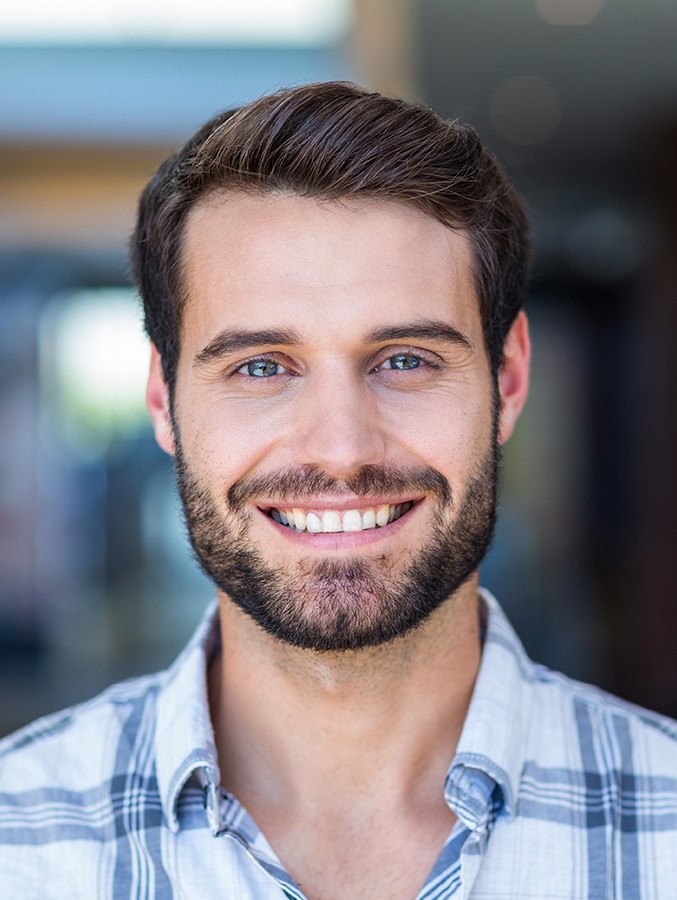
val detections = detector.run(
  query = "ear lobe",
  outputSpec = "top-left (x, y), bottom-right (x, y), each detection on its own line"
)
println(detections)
top-left (497, 311), bottom-right (530, 445)
top-left (146, 344), bottom-right (175, 456)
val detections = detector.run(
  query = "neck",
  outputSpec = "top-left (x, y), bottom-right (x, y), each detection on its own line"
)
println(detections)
top-left (209, 577), bottom-right (482, 820)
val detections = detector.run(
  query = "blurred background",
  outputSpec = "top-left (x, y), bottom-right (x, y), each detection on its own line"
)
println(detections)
top-left (1, 0), bottom-right (676, 736)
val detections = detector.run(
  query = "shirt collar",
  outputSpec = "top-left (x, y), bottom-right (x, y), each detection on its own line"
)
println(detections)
top-left (155, 600), bottom-right (222, 833)
top-left (445, 587), bottom-right (534, 830)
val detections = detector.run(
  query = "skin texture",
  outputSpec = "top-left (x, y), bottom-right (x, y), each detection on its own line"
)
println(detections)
top-left (147, 193), bottom-right (530, 899)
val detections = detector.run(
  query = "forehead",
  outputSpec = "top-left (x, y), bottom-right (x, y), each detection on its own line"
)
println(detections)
top-left (180, 192), bottom-right (480, 346)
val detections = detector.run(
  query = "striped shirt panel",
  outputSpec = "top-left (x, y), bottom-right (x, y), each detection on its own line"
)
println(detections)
top-left (1, 590), bottom-right (676, 899)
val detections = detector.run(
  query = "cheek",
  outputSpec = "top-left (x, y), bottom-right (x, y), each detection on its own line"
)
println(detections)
top-left (380, 389), bottom-right (493, 471)
top-left (179, 396), bottom-right (289, 490)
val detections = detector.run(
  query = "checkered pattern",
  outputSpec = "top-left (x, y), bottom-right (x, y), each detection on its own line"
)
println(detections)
top-left (1, 591), bottom-right (676, 898)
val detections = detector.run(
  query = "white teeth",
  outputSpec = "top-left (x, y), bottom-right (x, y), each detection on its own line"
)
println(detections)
top-left (342, 509), bottom-right (363, 532)
top-left (361, 509), bottom-right (376, 529)
top-left (376, 504), bottom-right (390, 527)
top-left (291, 508), bottom-right (306, 531)
top-left (321, 510), bottom-right (342, 532)
top-left (306, 512), bottom-right (322, 533)
top-left (270, 502), bottom-right (413, 533)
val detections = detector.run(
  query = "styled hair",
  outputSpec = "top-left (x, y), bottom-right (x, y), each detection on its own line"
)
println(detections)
top-left (130, 81), bottom-right (530, 391)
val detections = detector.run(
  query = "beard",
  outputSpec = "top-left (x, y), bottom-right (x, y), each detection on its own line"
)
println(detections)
top-left (174, 434), bottom-right (499, 653)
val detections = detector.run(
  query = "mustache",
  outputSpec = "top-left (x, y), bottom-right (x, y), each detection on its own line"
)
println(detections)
top-left (227, 463), bottom-right (451, 510)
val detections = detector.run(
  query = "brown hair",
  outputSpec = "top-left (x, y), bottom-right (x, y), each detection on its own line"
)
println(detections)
top-left (130, 81), bottom-right (530, 391)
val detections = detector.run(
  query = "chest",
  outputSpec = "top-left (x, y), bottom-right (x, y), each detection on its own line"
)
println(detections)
top-left (260, 810), bottom-right (459, 900)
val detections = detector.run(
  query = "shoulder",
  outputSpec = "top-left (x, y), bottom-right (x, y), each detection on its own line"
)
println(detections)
top-left (480, 589), bottom-right (677, 778)
top-left (529, 662), bottom-right (677, 769)
top-left (0, 675), bottom-right (154, 894)
top-left (479, 660), bottom-right (677, 896)
top-left (518, 662), bottom-right (677, 856)
top-left (0, 670), bottom-right (164, 803)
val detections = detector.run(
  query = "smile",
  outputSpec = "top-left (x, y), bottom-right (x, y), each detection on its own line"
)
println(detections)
top-left (266, 502), bottom-right (415, 534)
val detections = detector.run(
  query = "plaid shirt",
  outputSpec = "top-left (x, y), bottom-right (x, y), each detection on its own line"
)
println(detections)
top-left (1, 591), bottom-right (676, 899)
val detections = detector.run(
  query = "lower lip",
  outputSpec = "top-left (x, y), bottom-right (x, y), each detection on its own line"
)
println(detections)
top-left (257, 502), bottom-right (423, 550)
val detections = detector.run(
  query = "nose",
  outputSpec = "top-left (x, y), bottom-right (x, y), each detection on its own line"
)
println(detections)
top-left (292, 372), bottom-right (386, 477)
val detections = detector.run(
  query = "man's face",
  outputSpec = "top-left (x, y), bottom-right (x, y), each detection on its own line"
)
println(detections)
top-left (150, 193), bottom-right (513, 651)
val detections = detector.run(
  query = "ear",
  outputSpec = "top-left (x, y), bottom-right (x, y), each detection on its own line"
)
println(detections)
top-left (497, 311), bottom-right (530, 444)
top-left (146, 344), bottom-right (176, 456)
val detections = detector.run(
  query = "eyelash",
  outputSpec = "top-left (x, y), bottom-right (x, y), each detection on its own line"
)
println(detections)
top-left (373, 351), bottom-right (440, 373)
top-left (233, 355), bottom-right (292, 378)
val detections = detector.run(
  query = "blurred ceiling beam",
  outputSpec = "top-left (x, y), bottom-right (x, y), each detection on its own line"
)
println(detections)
top-left (0, 145), bottom-right (170, 251)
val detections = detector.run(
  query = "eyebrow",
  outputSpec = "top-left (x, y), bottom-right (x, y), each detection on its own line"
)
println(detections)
top-left (194, 328), bottom-right (303, 366)
top-left (193, 318), bottom-right (473, 367)
top-left (366, 320), bottom-right (474, 350)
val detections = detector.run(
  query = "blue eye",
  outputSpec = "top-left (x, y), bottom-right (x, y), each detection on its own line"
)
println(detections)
top-left (241, 359), bottom-right (285, 377)
top-left (383, 353), bottom-right (422, 370)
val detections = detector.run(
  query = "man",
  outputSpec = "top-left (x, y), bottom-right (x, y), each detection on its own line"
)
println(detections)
top-left (1, 82), bottom-right (675, 899)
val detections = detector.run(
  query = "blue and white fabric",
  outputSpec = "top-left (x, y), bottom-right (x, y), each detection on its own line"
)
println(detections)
top-left (1, 590), bottom-right (676, 898)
